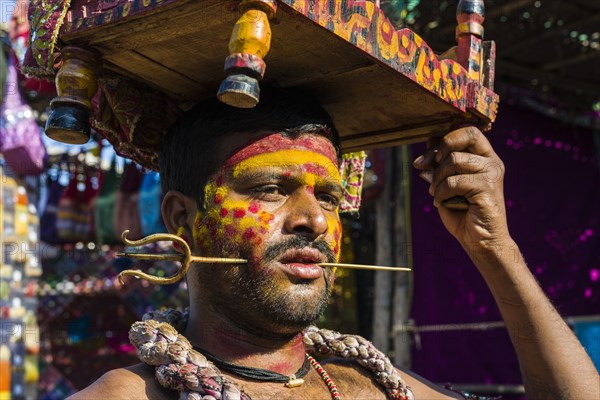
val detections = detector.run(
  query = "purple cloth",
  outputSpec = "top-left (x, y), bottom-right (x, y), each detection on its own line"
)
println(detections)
top-left (0, 54), bottom-right (47, 175)
top-left (409, 104), bottom-right (600, 386)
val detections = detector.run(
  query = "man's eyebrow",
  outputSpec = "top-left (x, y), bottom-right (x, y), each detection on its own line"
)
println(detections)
top-left (319, 181), bottom-right (344, 194)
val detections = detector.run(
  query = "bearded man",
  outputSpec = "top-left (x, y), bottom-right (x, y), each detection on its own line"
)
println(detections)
top-left (69, 90), bottom-right (599, 399)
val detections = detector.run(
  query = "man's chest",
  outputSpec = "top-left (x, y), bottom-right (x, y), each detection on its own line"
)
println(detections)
top-left (230, 364), bottom-right (388, 400)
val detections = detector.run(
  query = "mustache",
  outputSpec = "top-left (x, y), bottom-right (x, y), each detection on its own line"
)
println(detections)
top-left (261, 236), bottom-right (336, 264)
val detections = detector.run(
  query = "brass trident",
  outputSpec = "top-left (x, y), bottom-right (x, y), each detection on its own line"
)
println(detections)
top-left (117, 231), bottom-right (411, 285)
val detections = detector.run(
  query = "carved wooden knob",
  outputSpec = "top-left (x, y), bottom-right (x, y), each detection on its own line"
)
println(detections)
top-left (456, 0), bottom-right (485, 39)
top-left (217, 0), bottom-right (277, 108)
top-left (45, 46), bottom-right (100, 144)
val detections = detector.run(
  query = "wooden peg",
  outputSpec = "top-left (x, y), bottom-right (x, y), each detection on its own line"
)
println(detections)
top-left (45, 46), bottom-right (101, 144)
top-left (455, 0), bottom-right (485, 84)
top-left (440, 0), bottom-right (487, 212)
top-left (217, 0), bottom-right (277, 108)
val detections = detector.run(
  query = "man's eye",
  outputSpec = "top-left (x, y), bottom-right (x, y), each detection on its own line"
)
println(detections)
top-left (317, 193), bottom-right (340, 209)
top-left (252, 185), bottom-right (286, 198)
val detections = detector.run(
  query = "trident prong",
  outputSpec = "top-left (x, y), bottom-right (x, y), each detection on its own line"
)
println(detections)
top-left (117, 230), bottom-right (247, 285)
top-left (116, 230), bottom-right (412, 285)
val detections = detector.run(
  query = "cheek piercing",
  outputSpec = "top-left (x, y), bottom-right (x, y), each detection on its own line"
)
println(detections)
top-left (117, 231), bottom-right (411, 285)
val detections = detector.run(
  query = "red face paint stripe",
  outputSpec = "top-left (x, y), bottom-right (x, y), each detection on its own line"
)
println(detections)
top-left (302, 162), bottom-right (335, 176)
top-left (223, 134), bottom-right (338, 168)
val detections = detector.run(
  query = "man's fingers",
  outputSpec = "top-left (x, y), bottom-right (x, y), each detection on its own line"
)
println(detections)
top-left (432, 174), bottom-right (480, 206)
top-left (431, 171), bottom-right (504, 205)
top-left (413, 148), bottom-right (439, 170)
top-left (415, 127), bottom-right (494, 170)
top-left (413, 136), bottom-right (443, 169)
top-left (435, 126), bottom-right (493, 164)
top-left (430, 152), bottom-right (488, 191)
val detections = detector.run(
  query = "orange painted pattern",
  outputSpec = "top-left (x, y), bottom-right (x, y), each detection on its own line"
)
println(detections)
top-left (283, 0), bottom-right (471, 110)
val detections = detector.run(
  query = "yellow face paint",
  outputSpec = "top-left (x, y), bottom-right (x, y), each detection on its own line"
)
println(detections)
top-left (192, 134), bottom-right (343, 262)
top-left (193, 182), bottom-right (275, 255)
top-left (231, 149), bottom-right (341, 183)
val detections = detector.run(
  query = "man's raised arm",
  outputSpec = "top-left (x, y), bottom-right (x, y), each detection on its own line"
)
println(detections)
top-left (413, 126), bottom-right (600, 399)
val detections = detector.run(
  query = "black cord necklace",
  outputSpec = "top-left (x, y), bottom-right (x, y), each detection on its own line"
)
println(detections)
top-left (193, 345), bottom-right (311, 388)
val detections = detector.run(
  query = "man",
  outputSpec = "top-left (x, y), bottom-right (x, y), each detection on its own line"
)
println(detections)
top-left (70, 89), bottom-right (599, 399)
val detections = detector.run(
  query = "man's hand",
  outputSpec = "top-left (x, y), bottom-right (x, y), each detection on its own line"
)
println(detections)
top-left (415, 127), bottom-right (600, 400)
top-left (413, 126), bottom-right (510, 251)
top-left (414, 127), bottom-right (600, 399)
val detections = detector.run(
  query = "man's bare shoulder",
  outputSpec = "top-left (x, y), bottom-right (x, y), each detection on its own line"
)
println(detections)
top-left (323, 359), bottom-right (464, 400)
top-left (66, 363), bottom-right (177, 400)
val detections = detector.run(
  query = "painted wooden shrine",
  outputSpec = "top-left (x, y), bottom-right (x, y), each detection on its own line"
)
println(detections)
top-left (30, 0), bottom-right (498, 168)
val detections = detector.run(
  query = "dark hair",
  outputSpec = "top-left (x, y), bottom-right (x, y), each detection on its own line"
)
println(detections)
top-left (159, 88), bottom-right (341, 208)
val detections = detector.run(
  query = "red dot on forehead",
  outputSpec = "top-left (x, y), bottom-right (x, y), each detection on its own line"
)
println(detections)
top-left (223, 134), bottom-right (337, 168)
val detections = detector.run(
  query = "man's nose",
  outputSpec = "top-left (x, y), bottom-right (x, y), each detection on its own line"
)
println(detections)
top-left (283, 189), bottom-right (329, 239)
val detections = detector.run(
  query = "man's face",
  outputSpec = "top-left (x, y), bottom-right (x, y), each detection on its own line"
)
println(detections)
top-left (190, 133), bottom-right (343, 335)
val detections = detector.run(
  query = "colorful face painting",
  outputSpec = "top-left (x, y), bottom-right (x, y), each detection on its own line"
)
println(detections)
top-left (192, 133), bottom-right (343, 264)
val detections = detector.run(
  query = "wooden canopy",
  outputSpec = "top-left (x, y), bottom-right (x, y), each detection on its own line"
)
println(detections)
top-left (27, 0), bottom-right (498, 167)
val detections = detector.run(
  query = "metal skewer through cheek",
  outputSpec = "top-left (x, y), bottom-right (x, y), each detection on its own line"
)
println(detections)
top-left (116, 231), bottom-right (411, 285)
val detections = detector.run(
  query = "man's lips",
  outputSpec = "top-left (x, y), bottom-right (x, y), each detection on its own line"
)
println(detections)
top-left (277, 248), bottom-right (327, 279)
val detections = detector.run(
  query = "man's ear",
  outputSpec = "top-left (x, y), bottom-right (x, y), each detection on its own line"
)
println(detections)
top-left (161, 191), bottom-right (198, 235)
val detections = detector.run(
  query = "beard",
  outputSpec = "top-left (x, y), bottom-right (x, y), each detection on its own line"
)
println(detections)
top-left (197, 235), bottom-right (337, 337)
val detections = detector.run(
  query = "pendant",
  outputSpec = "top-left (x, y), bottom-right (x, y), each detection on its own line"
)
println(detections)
top-left (284, 375), bottom-right (305, 388)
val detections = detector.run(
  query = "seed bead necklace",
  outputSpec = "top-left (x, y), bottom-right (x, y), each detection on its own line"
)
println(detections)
top-left (307, 354), bottom-right (341, 400)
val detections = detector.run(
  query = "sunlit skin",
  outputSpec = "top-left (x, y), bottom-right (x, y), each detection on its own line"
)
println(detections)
top-left (193, 142), bottom-right (344, 261)
top-left (70, 125), bottom-right (600, 400)
top-left (183, 133), bottom-right (344, 374)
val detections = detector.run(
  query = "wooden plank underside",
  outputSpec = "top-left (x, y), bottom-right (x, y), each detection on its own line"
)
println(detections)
top-left (102, 51), bottom-right (208, 99)
top-left (63, 0), bottom-right (470, 150)
top-left (298, 64), bottom-right (460, 146)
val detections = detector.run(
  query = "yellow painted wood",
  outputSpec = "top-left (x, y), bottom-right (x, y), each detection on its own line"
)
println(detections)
top-left (228, 10), bottom-right (271, 57)
top-left (56, 51), bottom-right (98, 109)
